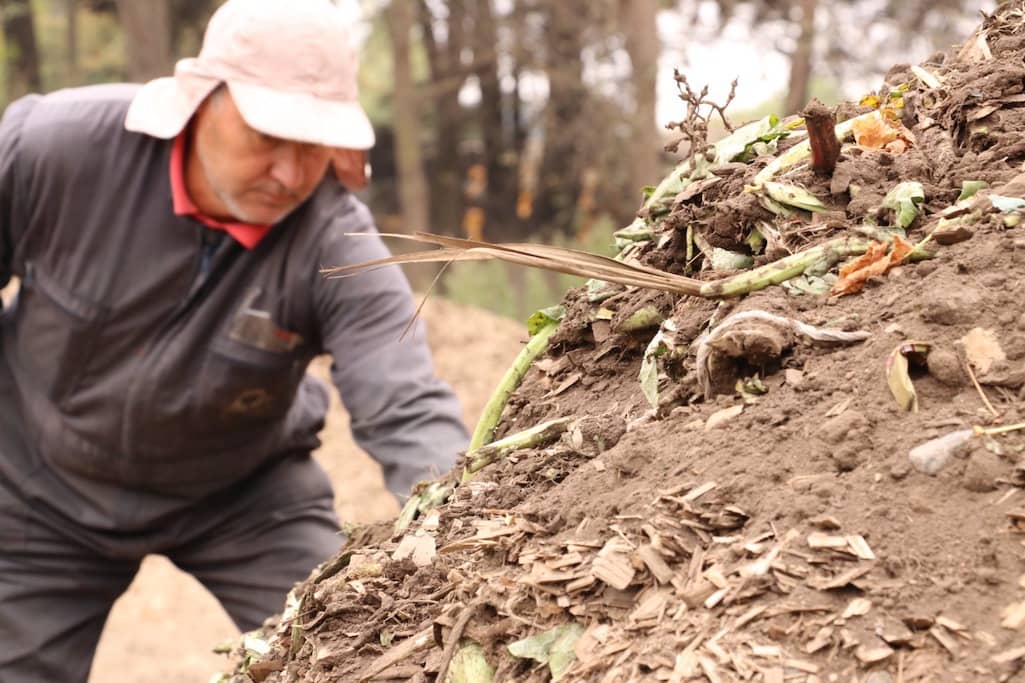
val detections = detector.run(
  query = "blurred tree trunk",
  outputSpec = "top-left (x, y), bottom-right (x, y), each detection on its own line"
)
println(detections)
top-left (0, 0), bottom-right (41, 99)
top-left (419, 0), bottom-right (466, 234)
top-left (619, 0), bottom-right (661, 199)
top-left (534, 2), bottom-right (591, 236)
top-left (387, 0), bottom-right (431, 233)
top-left (66, 0), bottom-right (79, 84)
top-left (784, 0), bottom-right (817, 115)
top-left (472, 0), bottom-right (508, 202)
top-left (116, 0), bottom-right (173, 81)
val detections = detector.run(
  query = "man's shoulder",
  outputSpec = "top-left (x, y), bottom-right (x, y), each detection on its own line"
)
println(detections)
top-left (15, 84), bottom-right (143, 152)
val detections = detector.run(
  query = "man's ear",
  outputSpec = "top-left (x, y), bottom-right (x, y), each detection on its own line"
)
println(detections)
top-left (332, 149), bottom-right (371, 190)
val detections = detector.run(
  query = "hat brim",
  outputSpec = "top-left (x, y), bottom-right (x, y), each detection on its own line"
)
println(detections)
top-left (228, 81), bottom-right (376, 151)
top-left (124, 61), bottom-right (222, 139)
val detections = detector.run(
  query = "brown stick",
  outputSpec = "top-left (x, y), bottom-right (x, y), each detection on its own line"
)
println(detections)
top-left (802, 98), bottom-right (841, 176)
top-left (434, 599), bottom-right (484, 683)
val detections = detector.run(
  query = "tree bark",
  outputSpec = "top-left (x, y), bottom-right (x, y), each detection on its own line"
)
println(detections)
top-left (115, 0), bottom-right (173, 82)
top-left (419, 0), bottom-right (466, 234)
top-left (472, 0), bottom-right (506, 200)
top-left (386, 0), bottom-right (431, 233)
top-left (66, 0), bottom-right (79, 83)
top-left (0, 0), bottom-right (41, 99)
top-left (619, 0), bottom-right (662, 200)
top-left (784, 0), bottom-right (817, 115)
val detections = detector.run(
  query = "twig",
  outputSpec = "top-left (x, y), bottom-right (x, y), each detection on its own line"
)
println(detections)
top-left (975, 421), bottom-right (1025, 437)
top-left (435, 600), bottom-right (484, 683)
top-left (964, 361), bottom-right (1001, 420)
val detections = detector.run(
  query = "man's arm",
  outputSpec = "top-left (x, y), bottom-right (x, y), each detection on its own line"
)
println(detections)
top-left (313, 200), bottom-right (468, 499)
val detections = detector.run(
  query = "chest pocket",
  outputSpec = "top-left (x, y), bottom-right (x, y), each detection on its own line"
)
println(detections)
top-left (190, 296), bottom-right (310, 443)
top-left (13, 262), bottom-right (107, 405)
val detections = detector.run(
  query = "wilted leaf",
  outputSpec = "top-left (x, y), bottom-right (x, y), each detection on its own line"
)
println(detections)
top-left (711, 248), bottom-right (754, 272)
top-left (508, 623), bottom-right (585, 680)
top-left (961, 328), bottom-right (1006, 375)
top-left (887, 341), bottom-right (931, 412)
top-left (881, 182), bottom-right (926, 229)
top-left (448, 641), bottom-right (495, 683)
top-left (764, 181), bottom-right (830, 213)
top-left (831, 236), bottom-right (914, 296)
top-left (640, 320), bottom-right (678, 407)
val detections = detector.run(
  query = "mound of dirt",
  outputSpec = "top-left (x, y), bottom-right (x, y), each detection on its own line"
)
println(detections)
top-left (226, 7), bottom-right (1025, 683)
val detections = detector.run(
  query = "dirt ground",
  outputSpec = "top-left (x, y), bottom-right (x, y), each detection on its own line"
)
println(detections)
top-left (85, 297), bottom-right (526, 683)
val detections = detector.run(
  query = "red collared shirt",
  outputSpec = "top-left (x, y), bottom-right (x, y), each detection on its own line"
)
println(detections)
top-left (169, 133), bottom-right (272, 249)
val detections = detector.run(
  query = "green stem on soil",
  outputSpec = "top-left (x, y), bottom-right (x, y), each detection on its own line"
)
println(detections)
top-left (468, 319), bottom-right (560, 451)
top-left (699, 237), bottom-right (872, 298)
top-left (463, 417), bottom-right (573, 482)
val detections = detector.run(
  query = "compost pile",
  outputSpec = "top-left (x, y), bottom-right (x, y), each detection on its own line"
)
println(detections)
top-left (226, 6), bottom-right (1025, 682)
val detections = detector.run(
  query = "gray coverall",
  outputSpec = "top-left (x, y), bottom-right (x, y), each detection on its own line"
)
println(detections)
top-left (0, 84), bottom-right (468, 682)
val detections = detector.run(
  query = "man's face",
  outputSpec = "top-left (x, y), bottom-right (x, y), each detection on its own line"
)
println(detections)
top-left (190, 88), bottom-right (333, 225)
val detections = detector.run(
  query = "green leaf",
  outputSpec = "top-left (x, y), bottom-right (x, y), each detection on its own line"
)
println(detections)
top-left (764, 182), bottom-right (830, 213)
top-left (957, 180), bottom-right (988, 201)
top-left (640, 185), bottom-right (657, 198)
top-left (881, 182), bottom-right (925, 229)
top-left (527, 306), bottom-right (565, 337)
top-left (745, 227), bottom-right (766, 253)
top-left (715, 114), bottom-right (783, 164)
top-left (508, 624), bottom-right (585, 681)
top-left (447, 641), bottom-right (495, 683)
top-left (989, 195), bottom-right (1025, 213)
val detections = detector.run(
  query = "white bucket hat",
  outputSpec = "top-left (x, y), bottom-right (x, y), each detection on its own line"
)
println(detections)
top-left (125, 0), bottom-right (375, 150)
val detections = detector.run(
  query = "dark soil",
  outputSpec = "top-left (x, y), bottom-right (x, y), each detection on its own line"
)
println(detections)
top-left (228, 6), bottom-right (1025, 682)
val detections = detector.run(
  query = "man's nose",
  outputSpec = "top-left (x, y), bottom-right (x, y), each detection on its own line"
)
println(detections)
top-left (269, 144), bottom-right (305, 191)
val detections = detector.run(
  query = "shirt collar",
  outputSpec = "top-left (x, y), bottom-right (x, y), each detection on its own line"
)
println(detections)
top-left (169, 133), bottom-right (273, 250)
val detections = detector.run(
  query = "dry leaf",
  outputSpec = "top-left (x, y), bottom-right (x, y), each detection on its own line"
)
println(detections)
top-left (961, 328), bottom-right (1006, 375)
top-left (851, 110), bottom-right (916, 151)
top-left (831, 236), bottom-right (914, 296)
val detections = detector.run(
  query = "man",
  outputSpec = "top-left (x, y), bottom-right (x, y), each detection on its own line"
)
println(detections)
top-left (0, 1), bottom-right (468, 680)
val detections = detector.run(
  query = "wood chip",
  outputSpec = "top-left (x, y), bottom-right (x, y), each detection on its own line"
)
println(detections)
top-left (391, 534), bottom-right (436, 567)
top-left (807, 532), bottom-right (848, 549)
top-left (762, 668), bottom-right (784, 683)
top-left (783, 658), bottom-right (819, 674)
top-left (846, 535), bottom-right (876, 560)
top-left (806, 562), bottom-right (875, 590)
top-left (804, 626), bottom-right (834, 654)
top-left (704, 588), bottom-right (729, 609)
top-left (566, 575), bottom-right (597, 592)
top-left (993, 646), bottom-right (1025, 664)
top-left (705, 405), bottom-right (743, 431)
top-left (592, 540), bottom-right (637, 590)
top-left (929, 626), bottom-right (960, 656)
top-left (855, 639), bottom-right (894, 664)
top-left (734, 604), bottom-right (768, 629)
top-left (936, 615), bottom-right (968, 633)
top-left (637, 544), bottom-right (675, 584)
top-left (684, 482), bottom-right (719, 502)
top-left (698, 655), bottom-right (724, 683)
top-left (630, 588), bottom-right (670, 623)
top-left (809, 515), bottom-right (842, 531)
top-left (749, 643), bottom-right (782, 658)
top-left (1001, 600), bottom-right (1025, 630)
top-left (878, 617), bottom-right (915, 646)
top-left (824, 397), bottom-right (853, 418)
top-left (841, 598), bottom-right (873, 620)
top-left (704, 565), bottom-right (728, 589)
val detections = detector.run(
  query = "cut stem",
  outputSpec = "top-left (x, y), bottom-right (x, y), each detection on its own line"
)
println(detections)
top-left (975, 421), bottom-right (1025, 437)
top-left (468, 320), bottom-right (560, 451)
top-left (463, 417), bottom-right (572, 481)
